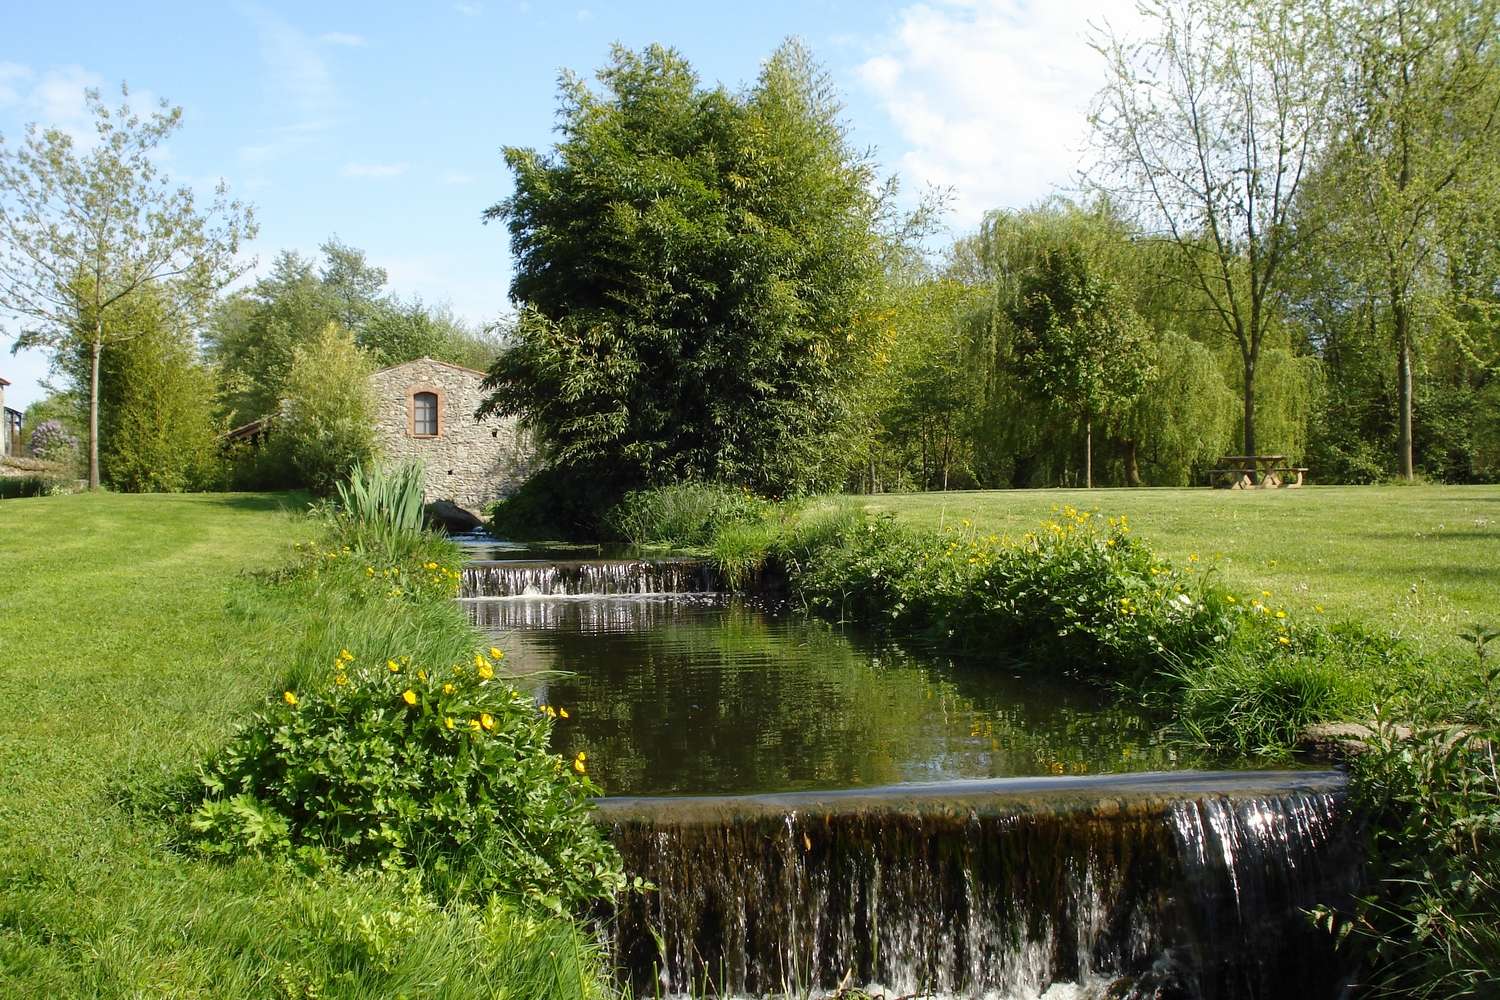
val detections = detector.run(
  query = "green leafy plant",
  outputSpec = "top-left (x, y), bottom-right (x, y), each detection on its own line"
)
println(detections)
top-left (605, 483), bottom-right (776, 548)
top-left (189, 641), bottom-right (626, 913)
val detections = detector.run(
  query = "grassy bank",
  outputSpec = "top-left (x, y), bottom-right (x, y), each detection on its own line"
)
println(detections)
top-left (860, 486), bottom-right (1500, 659)
top-left (0, 492), bottom-right (610, 999)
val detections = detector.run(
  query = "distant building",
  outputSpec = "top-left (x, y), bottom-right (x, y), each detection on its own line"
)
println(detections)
top-left (223, 357), bottom-right (533, 511)
top-left (368, 357), bottom-right (533, 512)
top-left (1, 376), bottom-right (21, 458)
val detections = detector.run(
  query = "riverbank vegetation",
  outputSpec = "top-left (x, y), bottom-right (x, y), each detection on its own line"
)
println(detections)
top-left (604, 480), bottom-right (1500, 992)
top-left (0, 491), bottom-right (615, 998)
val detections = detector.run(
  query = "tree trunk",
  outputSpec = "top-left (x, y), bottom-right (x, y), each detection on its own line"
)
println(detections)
top-left (1394, 297), bottom-right (1415, 480)
top-left (88, 333), bottom-right (102, 491)
top-left (1242, 355), bottom-right (1258, 456)
top-left (1124, 438), bottom-right (1141, 487)
top-left (1084, 416), bottom-right (1093, 489)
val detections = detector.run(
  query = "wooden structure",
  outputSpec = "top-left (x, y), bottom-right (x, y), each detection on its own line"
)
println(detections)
top-left (1208, 455), bottom-right (1308, 489)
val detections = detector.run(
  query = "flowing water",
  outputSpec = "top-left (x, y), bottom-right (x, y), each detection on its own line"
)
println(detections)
top-left (457, 545), bottom-right (1359, 998)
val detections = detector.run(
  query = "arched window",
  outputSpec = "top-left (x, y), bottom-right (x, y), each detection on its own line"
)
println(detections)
top-left (412, 391), bottom-right (439, 437)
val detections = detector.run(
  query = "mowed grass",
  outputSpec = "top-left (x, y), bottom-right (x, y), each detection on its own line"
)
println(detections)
top-left (0, 493), bottom-right (606, 999)
top-left (860, 485), bottom-right (1500, 656)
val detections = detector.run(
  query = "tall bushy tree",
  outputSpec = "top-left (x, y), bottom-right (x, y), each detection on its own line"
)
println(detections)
top-left (478, 41), bottom-right (887, 496)
top-left (1317, 0), bottom-right (1500, 479)
top-left (1008, 245), bottom-right (1152, 487)
top-left (278, 322), bottom-right (377, 494)
top-left (0, 85), bottom-right (253, 488)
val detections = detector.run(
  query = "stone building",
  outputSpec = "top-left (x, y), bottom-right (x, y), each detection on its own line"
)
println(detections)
top-left (369, 357), bottom-right (531, 512)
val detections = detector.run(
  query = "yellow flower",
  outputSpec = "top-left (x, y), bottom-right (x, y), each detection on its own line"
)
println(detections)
top-left (387, 659), bottom-right (400, 673)
top-left (283, 690), bottom-right (298, 706)
top-left (469, 718), bottom-right (481, 732)
top-left (1275, 610), bottom-right (1287, 619)
top-left (338, 648), bottom-right (354, 662)
top-left (477, 662), bottom-right (494, 681)
top-left (1314, 605), bottom-right (1325, 614)
top-left (442, 683), bottom-right (455, 695)
top-left (480, 713), bottom-right (495, 732)
top-left (473, 653), bottom-right (486, 669)
top-left (424, 561), bottom-right (438, 570)
top-left (1261, 590), bottom-right (1272, 598)
top-left (1188, 553), bottom-right (1198, 563)
top-left (1277, 636), bottom-right (1291, 645)
top-left (417, 669), bottom-right (427, 681)
top-left (573, 751), bottom-right (587, 774)
top-left (335, 673), bottom-right (348, 686)
top-left (1226, 595), bottom-right (1237, 603)
top-left (402, 689), bottom-right (418, 706)
top-left (489, 647), bottom-right (504, 661)
top-left (365, 566), bottom-right (374, 576)
top-left (445, 716), bottom-right (455, 730)
top-left (559, 707), bottom-right (569, 719)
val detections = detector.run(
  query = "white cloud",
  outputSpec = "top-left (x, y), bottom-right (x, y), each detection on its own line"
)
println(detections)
top-left (440, 169), bottom-right (476, 185)
top-left (319, 32), bottom-right (368, 47)
top-left (858, 0), bottom-right (1149, 228)
top-left (341, 162), bottom-right (409, 178)
top-left (0, 62), bottom-right (33, 107)
top-left (247, 6), bottom-right (337, 133)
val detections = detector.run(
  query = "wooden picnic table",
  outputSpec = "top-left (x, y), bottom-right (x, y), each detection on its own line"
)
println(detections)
top-left (1209, 455), bottom-right (1307, 489)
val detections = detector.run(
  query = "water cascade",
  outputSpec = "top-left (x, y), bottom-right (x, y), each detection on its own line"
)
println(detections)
top-left (460, 557), bottom-right (722, 598)
top-left (599, 771), bottom-right (1359, 999)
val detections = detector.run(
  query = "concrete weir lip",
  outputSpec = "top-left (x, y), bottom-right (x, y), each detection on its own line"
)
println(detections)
top-left (593, 768), bottom-right (1347, 823)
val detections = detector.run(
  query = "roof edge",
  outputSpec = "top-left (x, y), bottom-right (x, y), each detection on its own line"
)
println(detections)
top-left (370, 356), bottom-right (489, 378)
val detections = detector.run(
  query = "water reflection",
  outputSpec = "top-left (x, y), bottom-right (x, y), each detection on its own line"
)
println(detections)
top-left (465, 595), bottom-right (1190, 796)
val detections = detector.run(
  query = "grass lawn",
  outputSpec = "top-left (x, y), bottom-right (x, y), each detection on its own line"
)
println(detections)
top-left (860, 485), bottom-right (1500, 656)
top-left (0, 492), bottom-right (603, 998)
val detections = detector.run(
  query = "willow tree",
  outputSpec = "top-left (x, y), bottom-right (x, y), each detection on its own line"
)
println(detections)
top-left (0, 86), bottom-right (253, 488)
top-left (1090, 0), bottom-right (1332, 456)
top-left (479, 42), bottom-right (888, 496)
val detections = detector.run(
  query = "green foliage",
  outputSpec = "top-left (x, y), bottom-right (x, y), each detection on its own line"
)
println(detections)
top-left (189, 640), bottom-right (625, 913)
top-left (185, 518), bottom-right (627, 914)
top-left (332, 461), bottom-right (428, 554)
top-left (279, 323), bottom-right (378, 495)
top-left (605, 482), bottom-right (774, 547)
top-left (784, 505), bottom-right (1236, 681)
top-left (0, 473), bottom-right (74, 498)
top-left (100, 317), bottom-right (224, 492)
top-left (486, 464), bottom-right (623, 541)
top-left (1335, 673), bottom-right (1500, 996)
top-left (480, 41), bottom-right (889, 495)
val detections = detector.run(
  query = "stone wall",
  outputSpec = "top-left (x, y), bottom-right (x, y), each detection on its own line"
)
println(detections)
top-left (368, 358), bottom-right (532, 512)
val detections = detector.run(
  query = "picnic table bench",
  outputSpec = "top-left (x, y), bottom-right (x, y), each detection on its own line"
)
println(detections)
top-left (1208, 455), bottom-right (1308, 489)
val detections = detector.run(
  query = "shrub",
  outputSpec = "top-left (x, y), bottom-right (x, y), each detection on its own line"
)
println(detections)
top-left (606, 482), bottom-right (776, 548)
top-left (0, 473), bottom-right (73, 499)
top-left (784, 506), bottom-right (1237, 681)
top-left (102, 324), bottom-right (225, 492)
top-left (186, 531), bottom-right (627, 915)
top-left (487, 464), bottom-right (625, 541)
top-left (280, 322), bottom-right (378, 495)
top-left (190, 644), bottom-right (625, 912)
top-left (28, 419), bottom-right (77, 463)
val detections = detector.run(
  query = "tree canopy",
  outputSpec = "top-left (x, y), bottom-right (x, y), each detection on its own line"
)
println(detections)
top-left (478, 41), bottom-right (890, 496)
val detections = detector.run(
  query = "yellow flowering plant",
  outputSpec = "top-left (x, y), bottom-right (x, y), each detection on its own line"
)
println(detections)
top-left (188, 641), bottom-right (624, 912)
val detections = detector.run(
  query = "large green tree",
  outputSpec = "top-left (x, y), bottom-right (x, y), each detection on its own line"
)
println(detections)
top-left (0, 86), bottom-right (253, 488)
top-left (1317, 0), bottom-right (1500, 479)
top-left (1007, 245), bottom-right (1152, 488)
top-left (1090, 0), bottom-right (1332, 457)
top-left (478, 42), bottom-right (888, 495)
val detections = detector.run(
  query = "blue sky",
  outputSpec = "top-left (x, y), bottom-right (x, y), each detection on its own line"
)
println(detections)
top-left (0, 0), bottom-right (1138, 410)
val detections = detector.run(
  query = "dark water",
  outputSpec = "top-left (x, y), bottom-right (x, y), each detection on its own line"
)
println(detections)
top-left (464, 594), bottom-right (1194, 797)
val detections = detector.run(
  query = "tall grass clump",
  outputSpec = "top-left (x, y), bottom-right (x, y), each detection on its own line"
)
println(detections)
top-left (330, 459), bottom-right (429, 557)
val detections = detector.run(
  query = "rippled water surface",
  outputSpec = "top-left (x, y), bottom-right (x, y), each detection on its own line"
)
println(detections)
top-left (464, 593), bottom-right (1197, 796)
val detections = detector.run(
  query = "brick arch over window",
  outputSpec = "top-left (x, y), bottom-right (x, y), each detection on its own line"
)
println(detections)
top-left (407, 384), bottom-right (445, 438)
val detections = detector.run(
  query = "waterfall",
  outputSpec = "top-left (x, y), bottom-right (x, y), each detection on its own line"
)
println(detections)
top-left (598, 771), bottom-right (1358, 999)
top-left (460, 558), bottom-right (723, 598)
